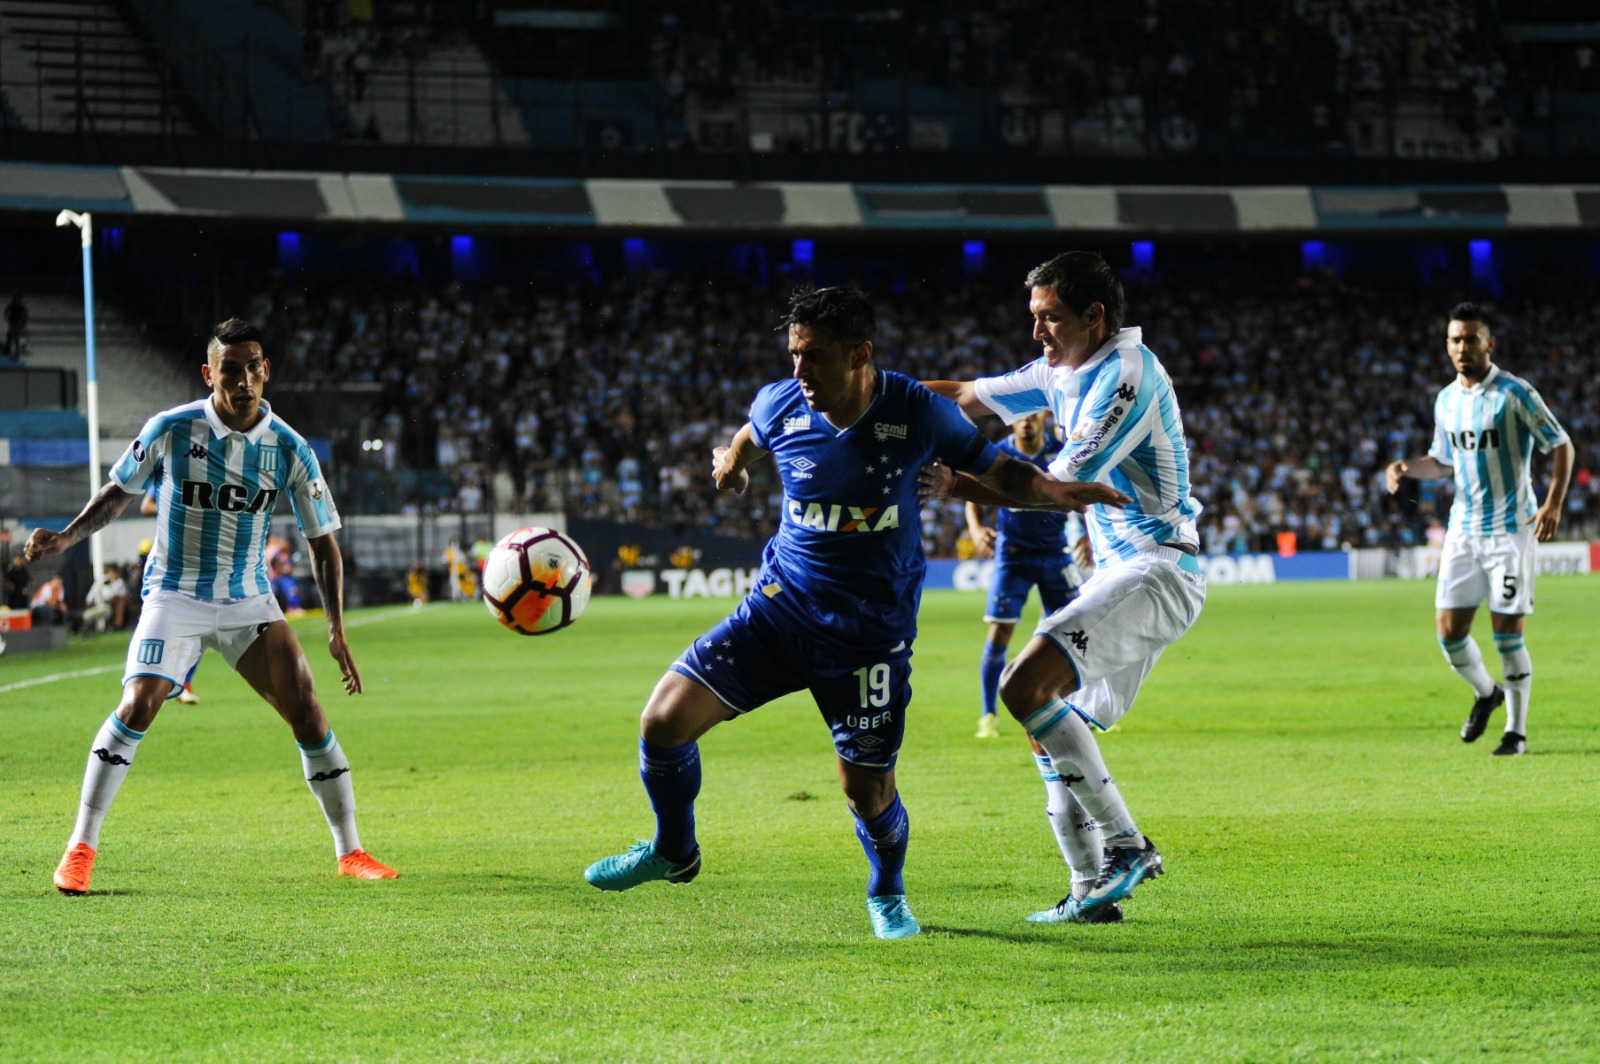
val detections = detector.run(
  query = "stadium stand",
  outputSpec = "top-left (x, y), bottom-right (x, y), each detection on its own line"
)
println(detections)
top-left (196, 249), bottom-right (1598, 557)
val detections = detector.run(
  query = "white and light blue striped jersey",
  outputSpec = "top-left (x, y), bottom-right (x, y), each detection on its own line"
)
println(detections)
top-left (1427, 365), bottom-right (1570, 536)
top-left (974, 327), bottom-right (1201, 563)
top-left (110, 398), bottom-right (340, 600)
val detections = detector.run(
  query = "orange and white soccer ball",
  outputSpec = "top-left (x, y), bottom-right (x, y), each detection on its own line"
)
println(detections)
top-left (482, 527), bottom-right (592, 635)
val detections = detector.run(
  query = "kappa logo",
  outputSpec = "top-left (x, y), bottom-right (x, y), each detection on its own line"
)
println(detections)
top-left (188, 444), bottom-right (209, 460)
top-left (93, 747), bottom-right (132, 767)
top-left (1505, 672), bottom-right (1530, 682)
top-left (873, 422), bottom-right (908, 442)
top-left (1067, 630), bottom-right (1089, 653)
top-left (783, 414), bottom-right (812, 435)
top-left (1114, 383), bottom-right (1137, 403)
top-left (789, 456), bottom-right (817, 480)
top-left (307, 766), bottom-right (350, 783)
top-left (1062, 773), bottom-right (1086, 787)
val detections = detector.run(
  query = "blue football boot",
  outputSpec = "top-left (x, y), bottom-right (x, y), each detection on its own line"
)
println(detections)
top-left (866, 894), bottom-right (922, 939)
top-left (584, 840), bottom-right (701, 891)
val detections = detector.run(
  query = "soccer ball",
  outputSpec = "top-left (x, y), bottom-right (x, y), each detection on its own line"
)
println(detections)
top-left (482, 527), bottom-right (592, 635)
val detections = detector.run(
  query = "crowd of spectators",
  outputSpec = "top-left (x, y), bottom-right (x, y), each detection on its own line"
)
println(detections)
top-left (637, 0), bottom-right (1532, 156)
top-left (266, 0), bottom-right (1585, 158)
top-left (238, 256), bottom-right (1599, 559)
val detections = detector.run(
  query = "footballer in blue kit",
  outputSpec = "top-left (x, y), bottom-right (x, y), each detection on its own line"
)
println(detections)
top-left (584, 285), bottom-right (1128, 939)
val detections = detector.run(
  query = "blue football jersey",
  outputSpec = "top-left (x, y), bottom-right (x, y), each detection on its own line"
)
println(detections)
top-left (748, 370), bottom-right (999, 651)
top-left (992, 435), bottom-right (1071, 558)
top-left (110, 398), bottom-right (340, 600)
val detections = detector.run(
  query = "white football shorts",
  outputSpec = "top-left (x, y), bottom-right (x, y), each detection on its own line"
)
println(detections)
top-left (1435, 528), bottom-right (1536, 615)
top-left (1033, 546), bottom-right (1207, 730)
top-left (123, 590), bottom-right (285, 697)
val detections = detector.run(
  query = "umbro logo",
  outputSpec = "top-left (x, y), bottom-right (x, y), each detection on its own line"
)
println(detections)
top-left (1067, 630), bottom-right (1089, 652)
top-left (189, 444), bottom-right (209, 460)
top-left (307, 766), bottom-right (351, 783)
top-left (93, 747), bottom-right (132, 767)
top-left (789, 456), bottom-right (816, 480)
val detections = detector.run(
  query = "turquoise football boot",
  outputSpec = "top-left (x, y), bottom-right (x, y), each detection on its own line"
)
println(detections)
top-left (866, 894), bottom-right (921, 939)
top-left (584, 840), bottom-right (701, 891)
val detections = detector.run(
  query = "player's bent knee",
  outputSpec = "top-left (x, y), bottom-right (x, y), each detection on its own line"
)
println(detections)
top-left (999, 649), bottom-right (1077, 720)
top-left (640, 671), bottom-right (730, 746)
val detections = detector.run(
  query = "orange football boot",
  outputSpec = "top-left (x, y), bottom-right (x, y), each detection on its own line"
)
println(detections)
top-left (336, 849), bottom-right (397, 879)
top-left (54, 843), bottom-right (97, 895)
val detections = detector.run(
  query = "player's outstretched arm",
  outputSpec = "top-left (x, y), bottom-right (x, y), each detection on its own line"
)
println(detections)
top-left (921, 380), bottom-right (989, 420)
top-left (1384, 456), bottom-right (1452, 494)
top-left (1531, 440), bottom-right (1574, 542)
top-left (711, 422), bottom-right (768, 496)
top-left (22, 482), bottom-right (138, 561)
top-left (307, 532), bottom-right (361, 695)
top-left (918, 456), bottom-right (1130, 513)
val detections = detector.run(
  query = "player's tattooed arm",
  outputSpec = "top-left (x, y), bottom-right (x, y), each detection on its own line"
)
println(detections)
top-left (307, 532), bottom-right (362, 695)
top-left (711, 422), bottom-right (768, 495)
top-left (21, 482), bottom-right (137, 560)
top-left (918, 456), bottom-right (1129, 513)
top-left (1531, 440), bottom-right (1574, 542)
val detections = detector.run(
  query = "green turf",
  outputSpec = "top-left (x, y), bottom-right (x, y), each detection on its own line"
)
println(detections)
top-left (3, 577), bottom-right (1598, 1062)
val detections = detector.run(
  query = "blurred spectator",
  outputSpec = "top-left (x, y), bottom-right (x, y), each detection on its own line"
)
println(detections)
top-left (31, 575), bottom-right (67, 627)
top-left (5, 553), bottom-right (32, 609)
top-left (4, 294), bottom-right (27, 359)
top-left (83, 564), bottom-right (128, 633)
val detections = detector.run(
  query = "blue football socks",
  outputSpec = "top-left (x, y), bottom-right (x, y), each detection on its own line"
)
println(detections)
top-left (639, 738), bottom-right (701, 862)
top-left (853, 795), bottom-right (910, 897)
top-left (979, 641), bottom-right (1007, 715)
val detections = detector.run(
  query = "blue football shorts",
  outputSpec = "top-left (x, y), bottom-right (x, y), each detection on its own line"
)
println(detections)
top-left (984, 553), bottom-right (1077, 624)
top-left (670, 594), bottom-right (913, 771)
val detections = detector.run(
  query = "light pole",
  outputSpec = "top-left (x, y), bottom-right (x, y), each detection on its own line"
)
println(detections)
top-left (55, 209), bottom-right (105, 579)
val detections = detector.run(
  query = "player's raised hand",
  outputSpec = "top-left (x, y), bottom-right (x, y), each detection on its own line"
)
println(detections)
top-left (917, 460), bottom-right (955, 501)
top-left (21, 527), bottom-right (66, 561)
top-left (328, 630), bottom-right (362, 695)
top-left (1384, 460), bottom-right (1407, 495)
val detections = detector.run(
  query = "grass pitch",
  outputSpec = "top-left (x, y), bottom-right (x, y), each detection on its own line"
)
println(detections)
top-left (2, 577), bottom-right (1598, 1062)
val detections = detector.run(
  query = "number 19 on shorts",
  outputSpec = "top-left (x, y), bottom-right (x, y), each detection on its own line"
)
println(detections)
top-left (855, 663), bottom-right (892, 709)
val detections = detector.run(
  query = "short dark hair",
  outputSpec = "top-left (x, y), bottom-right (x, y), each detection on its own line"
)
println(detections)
top-left (775, 285), bottom-right (875, 350)
top-left (210, 317), bottom-right (263, 351)
top-left (1448, 301), bottom-right (1491, 331)
top-left (1025, 251), bottom-right (1125, 333)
